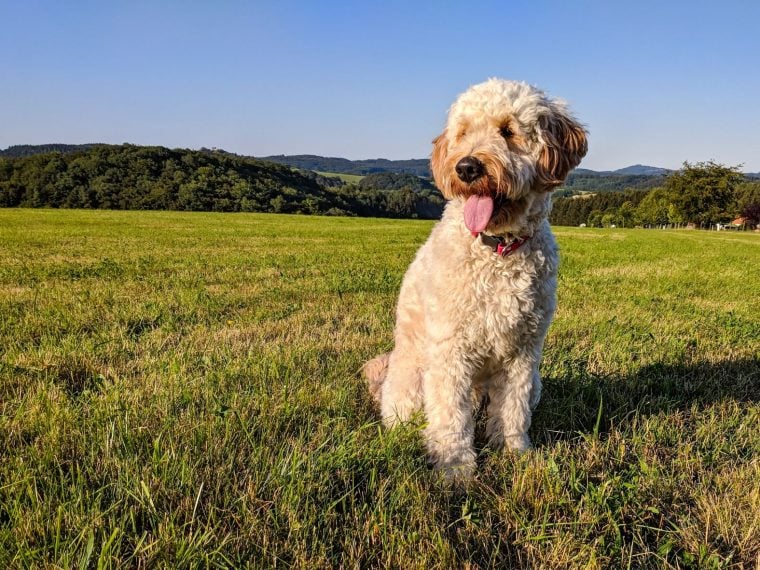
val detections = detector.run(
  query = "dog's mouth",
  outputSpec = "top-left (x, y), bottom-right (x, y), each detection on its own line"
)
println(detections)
top-left (463, 193), bottom-right (509, 235)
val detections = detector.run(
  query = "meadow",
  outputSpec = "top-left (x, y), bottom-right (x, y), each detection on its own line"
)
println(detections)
top-left (315, 171), bottom-right (366, 184)
top-left (0, 209), bottom-right (758, 568)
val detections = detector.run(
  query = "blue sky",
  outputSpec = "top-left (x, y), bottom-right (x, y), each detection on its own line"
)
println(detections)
top-left (2, 1), bottom-right (759, 171)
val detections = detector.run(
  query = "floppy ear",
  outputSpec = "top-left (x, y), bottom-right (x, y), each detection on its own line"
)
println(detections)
top-left (430, 130), bottom-right (449, 192)
top-left (537, 110), bottom-right (588, 190)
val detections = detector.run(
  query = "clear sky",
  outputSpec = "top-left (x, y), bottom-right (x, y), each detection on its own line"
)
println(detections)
top-left (2, 1), bottom-right (759, 171)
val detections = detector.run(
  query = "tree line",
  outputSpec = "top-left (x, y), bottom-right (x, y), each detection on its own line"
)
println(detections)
top-left (2, 147), bottom-right (758, 229)
top-left (555, 172), bottom-right (665, 197)
top-left (358, 172), bottom-right (436, 192)
top-left (0, 145), bottom-right (444, 219)
top-left (549, 162), bottom-right (760, 229)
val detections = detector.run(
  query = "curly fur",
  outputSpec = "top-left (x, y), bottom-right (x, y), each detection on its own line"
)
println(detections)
top-left (363, 78), bottom-right (587, 481)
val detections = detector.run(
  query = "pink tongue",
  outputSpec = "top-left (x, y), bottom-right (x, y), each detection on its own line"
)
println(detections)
top-left (463, 195), bottom-right (494, 234)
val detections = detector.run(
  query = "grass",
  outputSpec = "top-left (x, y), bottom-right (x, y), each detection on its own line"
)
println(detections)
top-left (315, 171), bottom-right (365, 184)
top-left (0, 208), bottom-right (758, 568)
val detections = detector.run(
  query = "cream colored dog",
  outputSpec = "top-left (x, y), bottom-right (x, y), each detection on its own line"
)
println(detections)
top-left (363, 79), bottom-right (587, 480)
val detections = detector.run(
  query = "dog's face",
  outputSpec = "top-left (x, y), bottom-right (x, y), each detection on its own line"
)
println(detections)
top-left (431, 79), bottom-right (587, 234)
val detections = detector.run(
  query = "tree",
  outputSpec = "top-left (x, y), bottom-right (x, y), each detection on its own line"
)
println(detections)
top-left (635, 187), bottom-right (671, 227)
top-left (668, 204), bottom-right (684, 225)
top-left (269, 195), bottom-right (286, 213)
top-left (617, 201), bottom-right (635, 227)
top-left (734, 181), bottom-right (760, 213)
top-left (601, 210), bottom-right (617, 227)
top-left (742, 202), bottom-right (760, 228)
top-left (666, 161), bottom-right (743, 227)
top-left (587, 209), bottom-right (603, 228)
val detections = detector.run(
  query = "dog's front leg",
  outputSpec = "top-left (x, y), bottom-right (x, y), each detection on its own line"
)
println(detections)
top-left (485, 350), bottom-right (539, 452)
top-left (422, 342), bottom-right (477, 482)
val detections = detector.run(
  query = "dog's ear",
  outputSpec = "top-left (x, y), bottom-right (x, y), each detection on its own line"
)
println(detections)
top-left (537, 109), bottom-right (588, 190)
top-left (430, 130), bottom-right (449, 193)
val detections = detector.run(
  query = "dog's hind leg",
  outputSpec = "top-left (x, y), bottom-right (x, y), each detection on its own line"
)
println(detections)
top-left (374, 284), bottom-right (426, 426)
top-left (379, 347), bottom-right (423, 426)
top-left (361, 353), bottom-right (389, 406)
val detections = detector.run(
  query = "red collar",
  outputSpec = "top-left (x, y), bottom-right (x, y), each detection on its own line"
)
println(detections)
top-left (478, 233), bottom-right (530, 257)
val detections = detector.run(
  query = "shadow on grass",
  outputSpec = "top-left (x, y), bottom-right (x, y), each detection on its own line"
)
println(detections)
top-left (438, 357), bottom-right (759, 566)
top-left (534, 357), bottom-right (760, 443)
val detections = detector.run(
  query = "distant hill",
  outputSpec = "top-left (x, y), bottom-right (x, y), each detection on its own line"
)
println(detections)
top-left (572, 168), bottom-right (602, 176)
top-left (4, 144), bottom-right (757, 198)
top-left (612, 164), bottom-right (672, 176)
top-left (358, 172), bottom-right (436, 192)
top-left (575, 165), bottom-right (672, 176)
top-left (0, 145), bottom-right (684, 199)
top-left (560, 172), bottom-right (667, 194)
top-left (0, 144), bottom-right (444, 218)
top-left (0, 143), bottom-right (106, 158)
top-left (259, 154), bottom-right (431, 177)
top-left (257, 154), bottom-right (676, 192)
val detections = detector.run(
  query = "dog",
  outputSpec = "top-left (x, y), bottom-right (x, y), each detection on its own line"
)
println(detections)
top-left (362, 79), bottom-right (587, 480)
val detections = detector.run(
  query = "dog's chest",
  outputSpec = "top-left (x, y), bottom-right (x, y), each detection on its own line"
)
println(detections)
top-left (461, 249), bottom-right (554, 351)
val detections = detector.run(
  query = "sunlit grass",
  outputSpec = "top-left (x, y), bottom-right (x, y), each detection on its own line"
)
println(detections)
top-left (0, 209), bottom-right (758, 568)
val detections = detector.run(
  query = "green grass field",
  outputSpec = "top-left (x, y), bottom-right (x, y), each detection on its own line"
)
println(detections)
top-left (1, 209), bottom-right (758, 568)
top-left (315, 171), bottom-right (365, 184)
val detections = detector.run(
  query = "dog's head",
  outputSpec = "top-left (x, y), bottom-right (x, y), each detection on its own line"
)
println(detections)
top-left (431, 79), bottom-right (587, 234)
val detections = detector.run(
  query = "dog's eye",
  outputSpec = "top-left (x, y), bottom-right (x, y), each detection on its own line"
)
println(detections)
top-left (500, 125), bottom-right (514, 139)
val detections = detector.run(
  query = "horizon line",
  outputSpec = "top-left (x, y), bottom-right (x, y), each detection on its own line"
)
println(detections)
top-left (1, 142), bottom-right (757, 174)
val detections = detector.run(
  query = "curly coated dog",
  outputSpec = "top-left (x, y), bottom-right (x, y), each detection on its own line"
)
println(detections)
top-left (363, 78), bottom-right (587, 480)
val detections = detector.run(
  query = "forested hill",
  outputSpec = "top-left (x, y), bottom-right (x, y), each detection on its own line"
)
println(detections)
top-left (0, 145), bottom-right (700, 193)
top-left (557, 172), bottom-right (667, 195)
top-left (260, 155), bottom-right (670, 193)
top-left (0, 144), bottom-right (103, 158)
top-left (260, 154), bottom-right (431, 177)
top-left (0, 145), bottom-right (444, 218)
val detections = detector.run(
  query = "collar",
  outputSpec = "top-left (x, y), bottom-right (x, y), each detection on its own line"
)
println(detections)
top-left (478, 233), bottom-right (530, 257)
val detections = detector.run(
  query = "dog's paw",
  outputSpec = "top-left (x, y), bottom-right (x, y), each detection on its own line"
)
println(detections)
top-left (436, 460), bottom-right (476, 485)
top-left (488, 432), bottom-right (532, 453)
top-left (428, 446), bottom-right (477, 485)
top-left (504, 433), bottom-right (532, 452)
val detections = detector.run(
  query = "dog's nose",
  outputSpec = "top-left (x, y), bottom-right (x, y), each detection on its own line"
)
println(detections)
top-left (455, 156), bottom-right (485, 183)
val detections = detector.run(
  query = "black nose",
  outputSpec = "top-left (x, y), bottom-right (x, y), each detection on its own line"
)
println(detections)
top-left (455, 156), bottom-right (485, 183)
